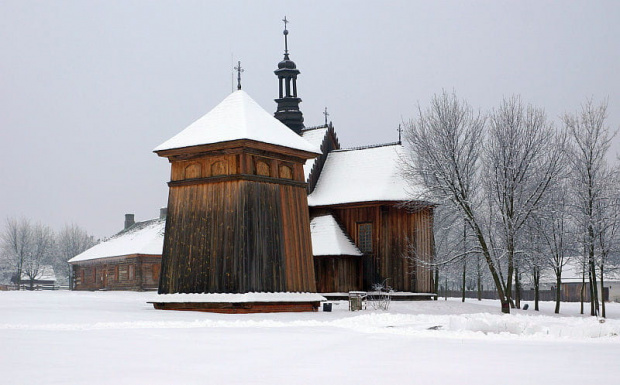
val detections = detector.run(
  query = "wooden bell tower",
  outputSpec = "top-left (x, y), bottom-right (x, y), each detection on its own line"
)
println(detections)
top-left (152, 90), bottom-right (320, 311)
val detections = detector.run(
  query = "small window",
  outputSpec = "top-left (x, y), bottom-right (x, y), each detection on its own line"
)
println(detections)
top-left (358, 223), bottom-right (373, 253)
top-left (119, 266), bottom-right (127, 281)
top-left (129, 265), bottom-right (135, 281)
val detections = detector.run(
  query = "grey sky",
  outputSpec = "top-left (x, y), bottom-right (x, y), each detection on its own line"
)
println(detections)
top-left (1, 1), bottom-right (619, 238)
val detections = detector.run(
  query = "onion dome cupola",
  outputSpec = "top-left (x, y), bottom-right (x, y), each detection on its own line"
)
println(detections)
top-left (274, 17), bottom-right (305, 135)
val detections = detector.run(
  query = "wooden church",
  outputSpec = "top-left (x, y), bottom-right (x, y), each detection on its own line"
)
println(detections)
top-left (70, 23), bottom-right (435, 311)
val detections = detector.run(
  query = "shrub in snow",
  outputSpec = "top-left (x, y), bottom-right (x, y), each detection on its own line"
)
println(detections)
top-left (368, 280), bottom-right (393, 311)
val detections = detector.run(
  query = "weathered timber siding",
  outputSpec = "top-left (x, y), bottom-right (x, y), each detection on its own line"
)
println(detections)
top-left (72, 255), bottom-right (161, 291)
top-left (328, 204), bottom-right (434, 292)
top-left (314, 256), bottom-right (362, 292)
top-left (159, 179), bottom-right (316, 294)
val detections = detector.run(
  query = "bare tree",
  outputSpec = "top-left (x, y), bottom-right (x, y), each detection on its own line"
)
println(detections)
top-left (22, 223), bottom-right (55, 290)
top-left (529, 180), bottom-right (574, 313)
top-left (404, 91), bottom-right (514, 313)
top-left (1, 218), bottom-right (31, 290)
top-left (592, 166), bottom-right (620, 318)
top-left (1, 218), bottom-right (55, 290)
top-left (55, 223), bottom-right (96, 287)
top-left (564, 99), bottom-right (615, 316)
top-left (484, 96), bottom-right (565, 309)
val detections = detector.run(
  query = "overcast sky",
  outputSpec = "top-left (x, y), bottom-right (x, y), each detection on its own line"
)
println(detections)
top-left (1, 1), bottom-right (619, 238)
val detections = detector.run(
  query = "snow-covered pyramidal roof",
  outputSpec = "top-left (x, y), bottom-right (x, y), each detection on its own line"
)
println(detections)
top-left (154, 90), bottom-right (319, 154)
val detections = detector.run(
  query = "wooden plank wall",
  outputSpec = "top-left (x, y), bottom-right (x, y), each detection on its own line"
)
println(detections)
top-left (159, 180), bottom-right (316, 294)
top-left (330, 204), bottom-right (434, 292)
top-left (314, 256), bottom-right (362, 292)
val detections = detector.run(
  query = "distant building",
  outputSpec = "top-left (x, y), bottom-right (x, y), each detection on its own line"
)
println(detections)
top-left (547, 262), bottom-right (620, 302)
top-left (68, 211), bottom-right (165, 291)
top-left (18, 265), bottom-right (56, 290)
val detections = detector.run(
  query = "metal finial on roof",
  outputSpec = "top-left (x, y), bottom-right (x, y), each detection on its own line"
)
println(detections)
top-left (282, 16), bottom-right (290, 58)
top-left (234, 61), bottom-right (244, 90)
top-left (323, 107), bottom-right (330, 126)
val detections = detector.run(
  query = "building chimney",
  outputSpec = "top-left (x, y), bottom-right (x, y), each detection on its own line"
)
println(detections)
top-left (124, 214), bottom-right (135, 230)
top-left (159, 207), bottom-right (167, 220)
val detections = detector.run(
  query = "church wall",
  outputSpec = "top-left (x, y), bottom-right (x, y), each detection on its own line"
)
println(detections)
top-left (314, 256), bottom-right (362, 293)
top-left (328, 204), bottom-right (434, 292)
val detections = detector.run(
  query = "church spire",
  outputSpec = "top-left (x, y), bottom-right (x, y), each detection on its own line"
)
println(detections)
top-left (283, 16), bottom-right (290, 59)
top-left (274, 16), bottom-right (304, 135)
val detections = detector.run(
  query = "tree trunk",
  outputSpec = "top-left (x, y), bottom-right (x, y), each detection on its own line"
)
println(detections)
top-left (477, 258), bottom-right (482, 301)
top-left (461, 260), bottom-right (466, 303)
top-left (470, 223), bottom-right (509, 313)
top-left (554, 274), bottom-right (561, 314)
top-left (434, 266), bottom-right (439, 301)
top-left (514, 267), bottom-right (521, 309)
top-left (580, 262), bottom-right (585, 315)
top-left (462, 220), bottom-right (466, 302)
top-left (600, 266), bottom-right (606, 318)
top-left (533, 268), bottom-right (540, 311)
top-left (506, 239), bottom-right (514, 309)
top-left (16, 267), bottom-right (22, 291)
top-left (589, 259), bottom-right (599, 316)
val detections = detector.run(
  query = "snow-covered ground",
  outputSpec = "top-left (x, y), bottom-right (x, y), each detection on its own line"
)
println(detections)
top-left (1, 292), bottom-right (618, 384)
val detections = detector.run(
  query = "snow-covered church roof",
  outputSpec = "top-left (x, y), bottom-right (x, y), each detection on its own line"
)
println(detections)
top-left (308, 144), bottom-right (422, 207)
top-left (310, 214), bottom-right (362, 256)
top-left (68, 219), bottom-right (165, 263)
top-left (154, 90), bottom-right (319, 155)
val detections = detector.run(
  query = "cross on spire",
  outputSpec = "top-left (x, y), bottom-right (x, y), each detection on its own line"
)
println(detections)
top-left (234, 61), bottom-right (244, 90)
top-left (282, 16), bottom-right (290, 57)
top-left (323, 107), bottom-right (330, 126)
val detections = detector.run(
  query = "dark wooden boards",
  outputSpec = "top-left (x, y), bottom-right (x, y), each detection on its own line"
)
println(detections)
top-left (158, 143), bottom-right (317, 295)
top-left (72, 255), bottom-right (161, 291)
top-left (321, 204), bottom-right (434, 293)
